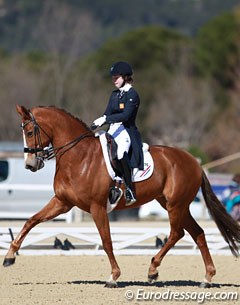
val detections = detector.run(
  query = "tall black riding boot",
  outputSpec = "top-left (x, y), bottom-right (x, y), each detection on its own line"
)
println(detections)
top-left (119, 152), bottom-right (136, 206)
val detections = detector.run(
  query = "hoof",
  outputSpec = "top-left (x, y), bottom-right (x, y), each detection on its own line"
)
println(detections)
top-left (148, 272), bottom-right (158, 284)
top-left (3, 257), bottom-right (16, 267)
top-left (104, 281), bottom-right (118, 288)
top-left (199, 281), bottom-right (212, 288)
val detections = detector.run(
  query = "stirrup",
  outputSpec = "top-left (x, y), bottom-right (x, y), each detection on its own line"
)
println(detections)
top-left (125, 188), bottom-right (136, 206)
top-left (109, 186), bottom-right (122, 205)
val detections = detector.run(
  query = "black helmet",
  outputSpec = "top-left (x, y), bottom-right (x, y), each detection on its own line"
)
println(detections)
top-left (110, 61), bottom-right (133, 76)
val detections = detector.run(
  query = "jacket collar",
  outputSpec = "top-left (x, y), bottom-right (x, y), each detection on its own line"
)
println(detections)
top-left (120, 83), bottom-right (132, 92)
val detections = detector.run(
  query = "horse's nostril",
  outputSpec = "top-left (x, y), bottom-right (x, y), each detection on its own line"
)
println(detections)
top-left (25, 164), bottom-right (35, 171)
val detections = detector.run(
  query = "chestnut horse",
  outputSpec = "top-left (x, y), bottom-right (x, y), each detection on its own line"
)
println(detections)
top-left (3, 105), bottom-right (240, 288)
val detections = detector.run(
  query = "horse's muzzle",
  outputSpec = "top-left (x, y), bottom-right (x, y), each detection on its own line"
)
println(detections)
top-left (25, 157), bottom-right (45, 172)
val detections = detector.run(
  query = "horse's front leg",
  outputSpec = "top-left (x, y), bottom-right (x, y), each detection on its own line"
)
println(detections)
top-left (3, 196), bottom-right (71, 267)
top-left (91, 203), bottom-right (121, 288)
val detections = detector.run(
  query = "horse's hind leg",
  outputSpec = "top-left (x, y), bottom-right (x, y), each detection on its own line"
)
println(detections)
top-left (183, 212), bottom-right (216, 288)
top-left (3, 196), bottom-right (71, 267)
top-left (148, 205), bottom-right (185, 283)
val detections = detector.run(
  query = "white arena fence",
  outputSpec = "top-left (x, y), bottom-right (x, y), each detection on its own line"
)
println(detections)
top-left (0, 227), bottom-right (238, 256)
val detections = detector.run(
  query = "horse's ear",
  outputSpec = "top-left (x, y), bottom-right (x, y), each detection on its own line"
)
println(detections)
top-left (16, 104), bottom-right (31, 120)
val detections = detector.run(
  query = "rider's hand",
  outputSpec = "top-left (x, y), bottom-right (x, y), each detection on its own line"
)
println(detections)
top-left (93, 115), bottom-right (106, 127)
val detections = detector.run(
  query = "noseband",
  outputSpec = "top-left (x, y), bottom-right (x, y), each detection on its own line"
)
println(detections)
top-left (21, 111), bottom-right (50, 160)
top-left (21, 111), bottom-right (93, 161)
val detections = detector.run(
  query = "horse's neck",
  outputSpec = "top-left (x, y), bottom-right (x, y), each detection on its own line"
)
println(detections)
top-left (45, 110), bottom-right (90, 148)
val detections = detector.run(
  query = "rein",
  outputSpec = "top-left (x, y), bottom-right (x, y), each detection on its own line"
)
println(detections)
top-left (22, 111), bottom-right (94, 161)
top-left (44, 132), bottom-right (94, 160)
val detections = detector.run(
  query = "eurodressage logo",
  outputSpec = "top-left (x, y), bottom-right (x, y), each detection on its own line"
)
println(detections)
top-left (124, 289), bottom-right (239, 303)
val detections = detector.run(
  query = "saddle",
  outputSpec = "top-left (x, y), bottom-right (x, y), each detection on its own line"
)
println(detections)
top-left (98, 132), bottom-right (153, 183)
top-left (96, 132), bottom-right (154, 212)
top-left (105, 133), bottom-right (122, 178)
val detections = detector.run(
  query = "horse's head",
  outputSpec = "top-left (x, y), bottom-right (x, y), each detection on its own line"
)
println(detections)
top-left (16, 104), bottom-right (52, 172)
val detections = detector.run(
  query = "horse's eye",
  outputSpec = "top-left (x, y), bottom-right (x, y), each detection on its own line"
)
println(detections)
top-left (27, 131), bottom-right (33, 138)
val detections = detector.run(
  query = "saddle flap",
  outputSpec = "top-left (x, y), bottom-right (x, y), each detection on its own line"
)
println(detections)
top-left (105, 133), bottom-right (122, 177)
top-left (105, 133), bottom-right (118, 161)
top-left (98, 132), bottom-right (154, 183)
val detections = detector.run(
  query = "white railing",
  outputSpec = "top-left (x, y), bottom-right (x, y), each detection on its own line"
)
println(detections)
top-left (0, 227), bottom-right (237, 256)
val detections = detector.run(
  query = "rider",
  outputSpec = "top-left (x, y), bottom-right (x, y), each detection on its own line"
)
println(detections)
top-left (92, 61), bottom-right (144, 206)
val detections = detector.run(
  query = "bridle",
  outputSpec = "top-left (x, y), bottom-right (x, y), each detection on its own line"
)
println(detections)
top-left (21, 111), bottom-right (94, 162)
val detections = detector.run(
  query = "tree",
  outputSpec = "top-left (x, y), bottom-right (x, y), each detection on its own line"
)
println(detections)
top-left (93, 25), bottom-right (189, 74)
top-left (32, 0), bottom-right (101, 107)
top-left (147, 71), bottom-right (215, 149)
top-left (0, 55), bottom-right (43, 141)
top-left (194, 11), bottom-right (239, 88)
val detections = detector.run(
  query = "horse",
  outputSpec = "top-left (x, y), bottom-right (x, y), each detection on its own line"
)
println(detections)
top-left (3, 105), bottom-right (240, 288)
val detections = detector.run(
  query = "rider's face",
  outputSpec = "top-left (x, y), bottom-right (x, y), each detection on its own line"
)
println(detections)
top-left (112, 75), bottom-right (124, 88)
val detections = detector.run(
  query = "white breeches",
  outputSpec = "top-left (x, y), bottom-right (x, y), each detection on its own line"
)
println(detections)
top-left (108, 123), bottom-right (131, 160)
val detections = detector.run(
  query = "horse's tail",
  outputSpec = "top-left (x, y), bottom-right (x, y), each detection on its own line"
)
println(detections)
top-left (201, 170), bottom-right (240, 257)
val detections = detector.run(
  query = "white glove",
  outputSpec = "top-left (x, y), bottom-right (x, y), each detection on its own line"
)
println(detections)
top-left (93, 115), bottom-right (106, 127)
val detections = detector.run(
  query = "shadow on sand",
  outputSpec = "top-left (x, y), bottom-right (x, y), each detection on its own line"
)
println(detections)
top-left (67, 279), bottom-right (240, 289)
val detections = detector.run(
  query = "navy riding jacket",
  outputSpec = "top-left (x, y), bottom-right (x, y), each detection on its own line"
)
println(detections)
top-left (104, 87), bottom-right (144, 170)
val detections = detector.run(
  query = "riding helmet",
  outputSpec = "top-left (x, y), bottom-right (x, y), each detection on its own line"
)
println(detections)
top-left (110, 61), bottom-right (133, 76)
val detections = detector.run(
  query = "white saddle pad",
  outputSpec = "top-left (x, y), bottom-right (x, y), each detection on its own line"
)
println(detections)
top-left (98, 133), bottom-right (154, 182)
